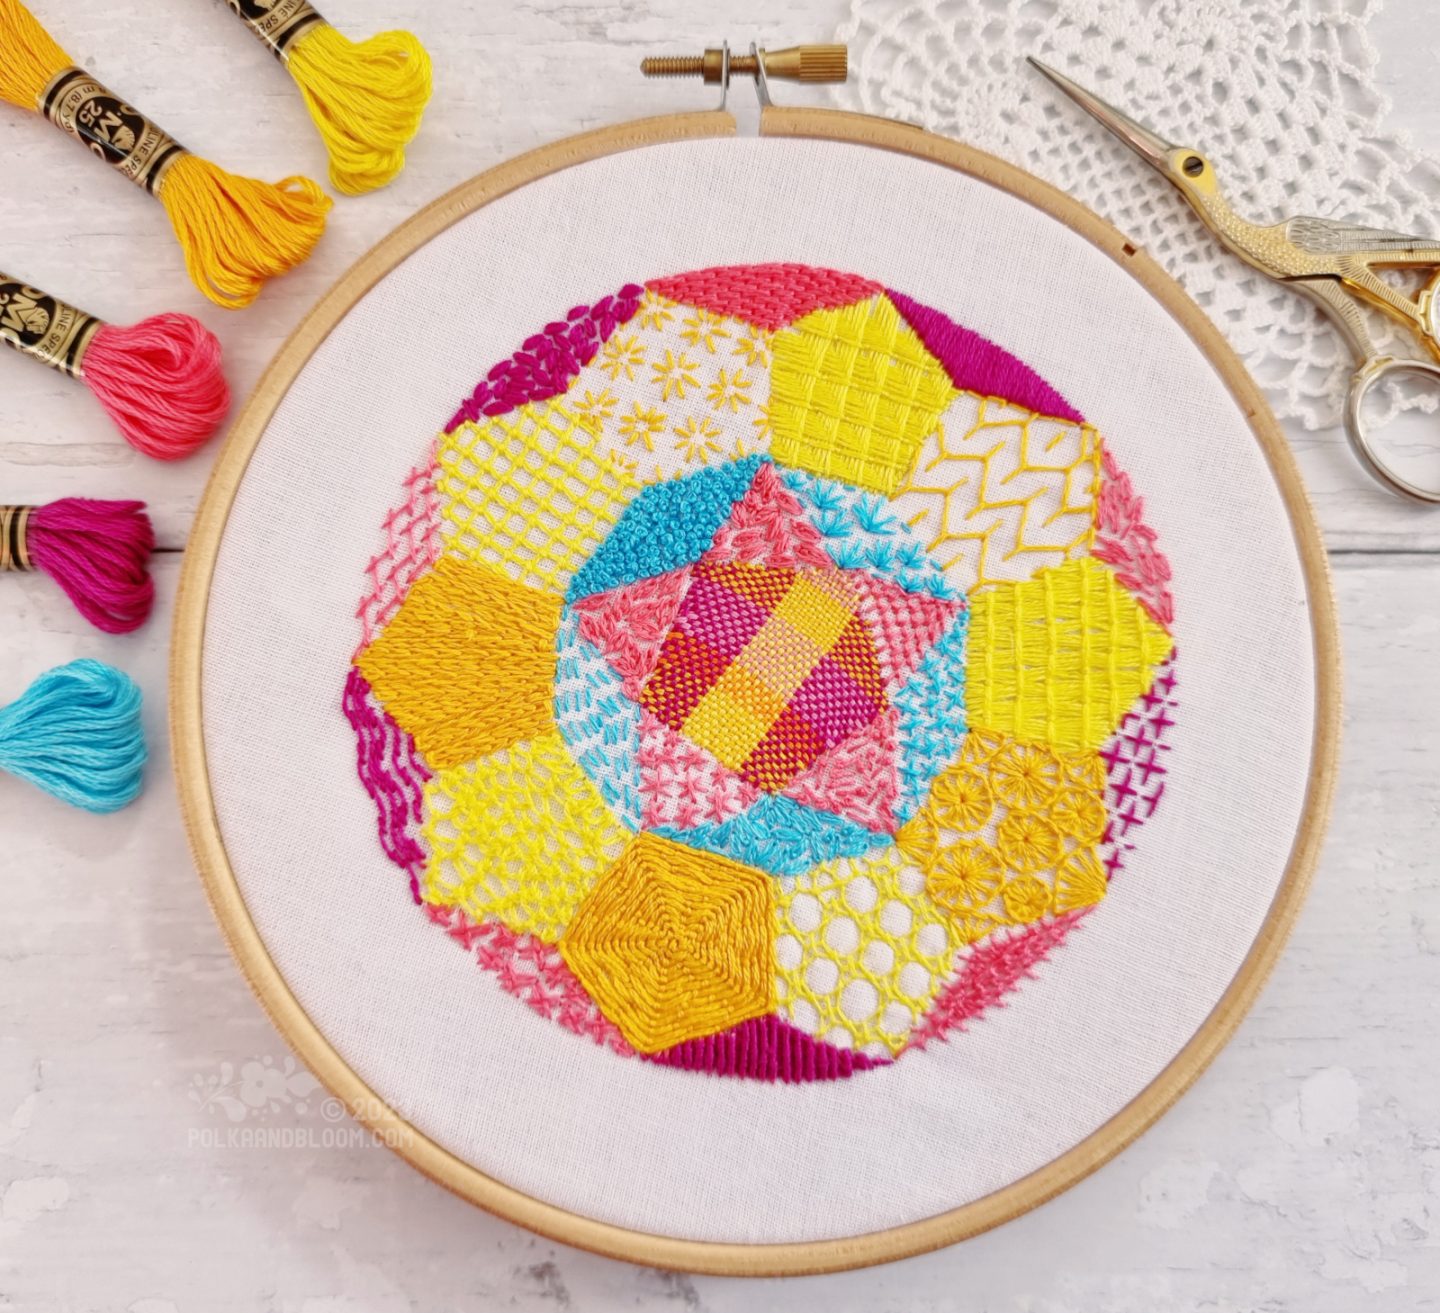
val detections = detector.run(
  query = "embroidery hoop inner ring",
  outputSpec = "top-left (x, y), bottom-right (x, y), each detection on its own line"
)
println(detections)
top-left (170, 105), bottom-right (1340, 1276)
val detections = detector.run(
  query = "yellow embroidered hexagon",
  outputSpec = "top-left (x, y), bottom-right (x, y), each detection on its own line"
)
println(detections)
top-left (356, 555), bottom-right (561, 769)
top-left (436, 401), bottom-right (637, 593)
top-left (421, 731), bottom-right (629, 940)
top-left (560, 832), bottom-right (776, 1053)
top-left (897, 730), bottom-right (1109, 945)
top-left (896, 392), bottom-right (1101, 591)
top-left (965, 556), bottom-right (1174, 752)
top-left (769, 294), bottom-right (955, 496)
top-left (775, 847), bottom-right (954, 1057)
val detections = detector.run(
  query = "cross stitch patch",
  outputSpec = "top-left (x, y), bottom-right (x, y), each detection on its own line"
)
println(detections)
top-left (347, 264), bottom-right (1179, 1078)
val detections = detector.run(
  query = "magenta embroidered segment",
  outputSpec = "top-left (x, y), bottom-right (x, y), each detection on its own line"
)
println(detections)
top-left (344, 262), bottom-right (1182, 1081)
top-left (445, 283), bottom-right (644, 433)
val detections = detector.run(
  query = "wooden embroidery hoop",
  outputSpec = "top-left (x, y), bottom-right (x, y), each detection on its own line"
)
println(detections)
top-left (170, 104), bottom-right (1341, 1277)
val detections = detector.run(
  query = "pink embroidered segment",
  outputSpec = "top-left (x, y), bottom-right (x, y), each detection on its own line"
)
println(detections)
top-left (781, 707), bottom-right (900, 834)
top-left (886, 288), bottom-right (1084, 424)
top-left (426, 903), bottom-right (633, 1056)
top-left (571, 567), bottom-right (692, 700)
top-left (647, 264), bottom-right (883, 333)
top-left (638, 710), bottom-right (762, 829)
top-left (643, 1013), bottom-right (889, 1081)
top-left (445, 283), bottom-right (645, 432)
top-left (703, 459), bottom-right (833, 572)
top-left (342, 666), bottom-right (430, 901)
top-left (355, 450), bottom-right (440, 655)
top-left (639, 561), bottom-right (888, 792)
top-left (846, 570), bottom-right (963, 690)
top-left (1099, 655), bottom-right (1178, 879)
top-left (1093, 442), bottom-right (1176, 629)
top-left (906, 911), bottom-right (1088, 1051)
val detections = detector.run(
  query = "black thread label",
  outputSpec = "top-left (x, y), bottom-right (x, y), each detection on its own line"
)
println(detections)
top-left (223, 0), bottom-right (325, 59)
top-left (0, 278), bottom-right (100, 380)
top-left (0, 507), bottom-right (34, 573)
top-left (40, 68), bottom-right (185, 195)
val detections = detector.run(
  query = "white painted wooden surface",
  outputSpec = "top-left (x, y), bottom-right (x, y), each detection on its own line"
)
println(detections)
top-left (2, 2), bottom-right (1438, 1308)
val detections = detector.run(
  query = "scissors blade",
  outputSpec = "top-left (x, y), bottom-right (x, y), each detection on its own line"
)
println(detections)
top-left (1027, 58), bottom-right (1175, 173)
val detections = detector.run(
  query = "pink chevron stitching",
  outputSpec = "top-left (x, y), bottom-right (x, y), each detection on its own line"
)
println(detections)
top-left (704, 459), bottom-right (833, 571)
top-left (646, 264), bottom-right (883, 332)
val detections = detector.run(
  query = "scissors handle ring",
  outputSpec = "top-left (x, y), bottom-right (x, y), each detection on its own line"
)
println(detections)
top-left (1344, 356), bottom-right (1440, 505)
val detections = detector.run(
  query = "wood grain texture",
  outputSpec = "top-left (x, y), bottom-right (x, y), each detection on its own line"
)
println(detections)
top-left (1, 0), bottom-right (1437, 1307)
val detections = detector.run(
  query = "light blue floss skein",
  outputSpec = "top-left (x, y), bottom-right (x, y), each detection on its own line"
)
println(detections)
top-left (0, 659), bottom-right (146, 813)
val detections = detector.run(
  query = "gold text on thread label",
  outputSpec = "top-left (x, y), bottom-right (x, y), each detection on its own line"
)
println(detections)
top-left (39, 68), bottom-right (185, 196)
top-left (0, 278), bottom-right (100, 380)
top-left (223, 0), bottom-right (325, 60)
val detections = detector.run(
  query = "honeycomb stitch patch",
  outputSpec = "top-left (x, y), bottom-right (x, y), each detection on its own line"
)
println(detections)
top-left (346, 263), bottom-right (1180, 1080)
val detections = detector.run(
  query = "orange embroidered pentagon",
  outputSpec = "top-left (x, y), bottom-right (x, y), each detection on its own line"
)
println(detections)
top-left (356, 555), bottom-right (561, 770)
top-left (560, 833), bottom-right (777, 1053)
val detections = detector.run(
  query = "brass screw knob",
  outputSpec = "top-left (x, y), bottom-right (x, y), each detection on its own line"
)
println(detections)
top-left (641, 45), bottom-right (848, 85)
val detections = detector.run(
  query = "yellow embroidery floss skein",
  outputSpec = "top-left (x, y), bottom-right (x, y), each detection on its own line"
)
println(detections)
top-left (221, 0), bottom-right (432, 195)
top-left (0, 0), bottom-right (331, 309)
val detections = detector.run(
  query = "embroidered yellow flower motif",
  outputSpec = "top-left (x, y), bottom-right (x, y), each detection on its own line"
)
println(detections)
top-left (732, 324), bottom-right (772, 369)
top-left (680, 308), bottom-right (731, 353)
top-left (571, 388), bottom-right (617, 435)
top-left (651, 349), bottom-right (700, 401)
top-left (1055, 847), bottom-right (1109, 911)
top-left (895, 812), bottom-right (941, 869)
top-left (751, 399), bottom-right (774, 443)
top-left (960, 728), bottom-right (1008, 767)
top-left (636, 292), bottom-right (675, 332)
top-left (928, 762), bottom-right (994, 833)
top-left (707, 368), bottom-right (753, 413)
top-left (927, 840), bottom-right (1004, 913)
top-left (996, 811), bottom-right (1063, 873)
top-left (990, 741), bottom-right (1062, 810)
top-left (617, 401), bottom-right (667, 452)
top-left (600, 334), bottom-right (645, 382)
top-left (1051, 786), bottom-right (1107, 845)
top-left (1000, 874), bottom-right (1052, 923)
top-left (672, 415), bottom-right (724, 466)
top-left (1063, 751), bottom-right (1108, 792)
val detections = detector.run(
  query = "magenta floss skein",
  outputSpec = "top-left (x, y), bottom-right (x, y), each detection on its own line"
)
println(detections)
top-left (1, 499), bottom-right (155, 633)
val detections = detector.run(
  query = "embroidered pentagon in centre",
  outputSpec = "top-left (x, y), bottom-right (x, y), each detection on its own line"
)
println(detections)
top-left (638, 560), bottom-right (886, 791)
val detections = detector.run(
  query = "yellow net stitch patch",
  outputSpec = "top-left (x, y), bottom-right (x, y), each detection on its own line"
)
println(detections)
top-left (966, 556), bottom-right (1174, 752)
top-left (769, 295), bottom-right (955, 496)
top-left (356, 555), bottom-right (560, 769)
top-left (893, 392), bottom-right (1101, 591)
top-left (436, 401), bottom-right (637, 593)
top-left (897, 730), bottom-right (1109, 946)
top-left (561, 832), bottom-right (776, 1052)
top-left (422, 731), bottom-right (630, 940)
top-left (775, 847), bottom-right (955, 1057)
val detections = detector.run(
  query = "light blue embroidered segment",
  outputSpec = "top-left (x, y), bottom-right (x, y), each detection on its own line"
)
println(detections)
top-left (553, 608), bottom-right (644, 830)
top-left (779, 468), bottom-right (955, 600)
top-left (654, 792), bottom-right (889, 877)
top-left (893, 607), bottom-right (970, 824)
top-left (567, 456), bottom-right (763, 600)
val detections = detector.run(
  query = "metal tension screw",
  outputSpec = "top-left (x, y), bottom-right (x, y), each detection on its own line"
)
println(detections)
top-left (641, 46), bottom-right (848, 85)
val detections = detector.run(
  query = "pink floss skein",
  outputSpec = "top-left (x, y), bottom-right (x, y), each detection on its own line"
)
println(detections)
top-left (2, 499), bottom-right (155, 634)
top-left (82, 313), bottom-right (230, 459)
top-left (0, 274), bottom-right (229, 459)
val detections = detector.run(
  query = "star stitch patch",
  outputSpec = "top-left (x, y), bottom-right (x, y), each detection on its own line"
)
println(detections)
top-left (344, 264), bottom-right (1179, 1079)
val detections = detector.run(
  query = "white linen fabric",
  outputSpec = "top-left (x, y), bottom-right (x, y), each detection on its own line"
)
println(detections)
top-left (835, 0), bottom-right (1440, 431)
top-left (201, 137), bottom-right (1320, 1244)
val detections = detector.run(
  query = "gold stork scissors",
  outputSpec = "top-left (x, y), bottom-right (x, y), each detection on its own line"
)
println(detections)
top-left (1030, 58), bottom-right (1440, 504)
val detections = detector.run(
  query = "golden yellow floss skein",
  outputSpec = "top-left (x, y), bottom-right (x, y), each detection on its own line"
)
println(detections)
top-left (222, 1), bottom-right (432, 195)
top-left (0, 0), bottom-right (331, 309)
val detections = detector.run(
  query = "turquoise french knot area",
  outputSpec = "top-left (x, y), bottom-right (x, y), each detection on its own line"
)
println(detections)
top-left (552, 609), bottom-right (644, 831)
top-left (567, 455), bottom-right (763, 600)
top-left (653, 793), bottom-right (891, 877)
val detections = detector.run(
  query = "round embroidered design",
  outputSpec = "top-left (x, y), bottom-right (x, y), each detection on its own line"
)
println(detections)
top-left (346, 264), bottom-right (1179, 1078)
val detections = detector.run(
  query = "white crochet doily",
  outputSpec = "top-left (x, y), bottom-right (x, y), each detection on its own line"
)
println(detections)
top-left (834, 0), bottom-right (1440, 430)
